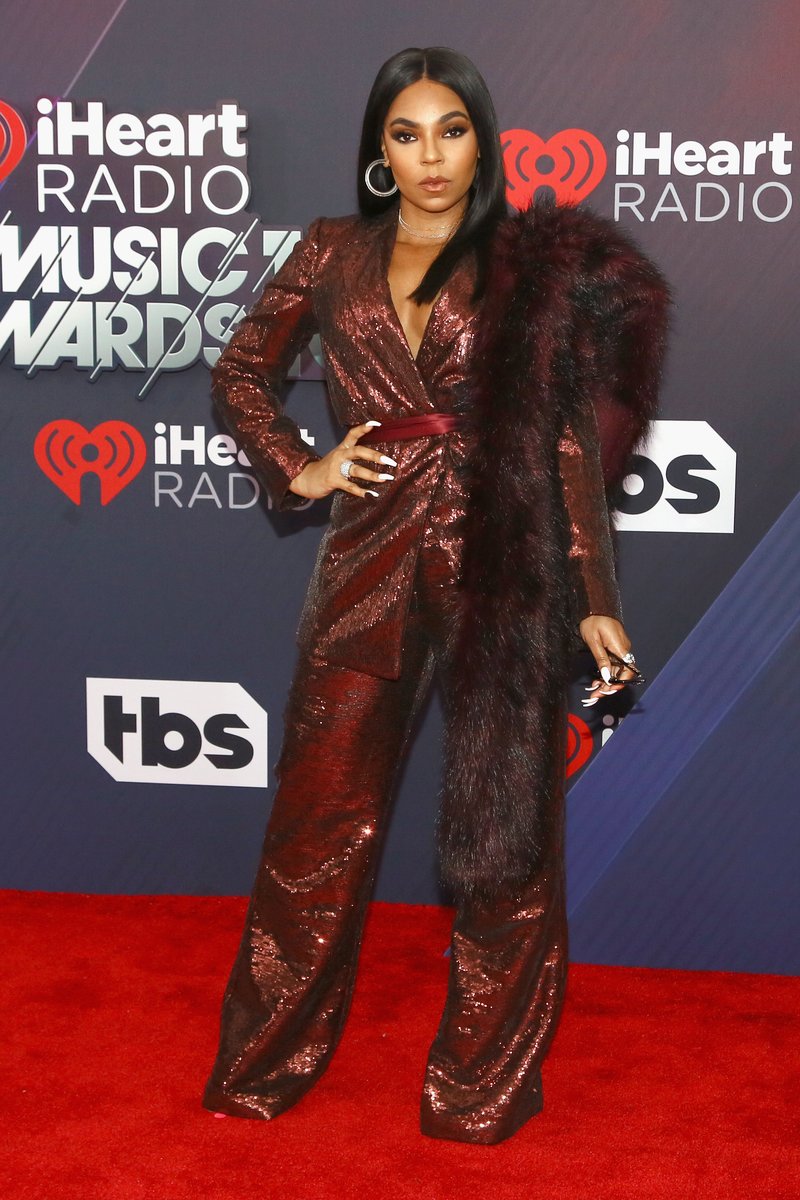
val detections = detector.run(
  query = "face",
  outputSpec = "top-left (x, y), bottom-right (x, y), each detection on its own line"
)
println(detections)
top-left (380, 78), bottom-right (480, 219)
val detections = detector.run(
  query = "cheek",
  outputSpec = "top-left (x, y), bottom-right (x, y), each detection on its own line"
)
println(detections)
top-left (386, 145), bottom-right (416, 180)
top-left (450, 139), bottom-right (480, 178)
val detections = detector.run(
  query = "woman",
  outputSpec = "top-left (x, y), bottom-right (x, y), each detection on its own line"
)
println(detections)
top-left (202, 46), bottom-right (671, 1144)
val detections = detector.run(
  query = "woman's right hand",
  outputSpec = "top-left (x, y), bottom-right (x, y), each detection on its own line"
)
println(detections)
top-left (287, 421), bottom-right (398, 500)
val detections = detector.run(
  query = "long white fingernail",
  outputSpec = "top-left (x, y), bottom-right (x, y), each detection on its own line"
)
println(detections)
top-left (366, 420), bottom-right (382, 427)
top-left (365, 489), bottom-right (379, 497)
top-left (377, 473), bottom-right (394, 481)
top-left (379, 454), bottom-right (398, 466)
top-left (600, 666), bottom-right (612, 683)
top-left (584, 682), bottom-right (601, 691)
top-left (581, 697), bottom-right (599, 707)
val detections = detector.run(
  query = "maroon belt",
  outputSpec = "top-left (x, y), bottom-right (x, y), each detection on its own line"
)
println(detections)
top-left (358, 412), bottom-right (464, 444)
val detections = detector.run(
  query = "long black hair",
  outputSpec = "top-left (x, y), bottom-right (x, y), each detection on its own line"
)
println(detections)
top-left (357, 46), bottom-right (508, 304)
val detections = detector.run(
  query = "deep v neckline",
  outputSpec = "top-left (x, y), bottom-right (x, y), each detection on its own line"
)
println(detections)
top-left (380, 210), bottom-right (446, 366)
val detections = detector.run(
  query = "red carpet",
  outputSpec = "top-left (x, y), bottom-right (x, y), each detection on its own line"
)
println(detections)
top-left (1, 890), bottom-right (797, 1199)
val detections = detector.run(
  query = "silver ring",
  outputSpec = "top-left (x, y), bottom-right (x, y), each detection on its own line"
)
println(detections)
top-left (339, 458), bottom-right (355, 480)
top-left (622, 651), bottom-right (636, 663)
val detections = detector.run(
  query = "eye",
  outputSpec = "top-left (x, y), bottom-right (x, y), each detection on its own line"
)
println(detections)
top-left (390, 130), bottom-right (416, 143)
top-left (443, 125), bottom-right (469, 137)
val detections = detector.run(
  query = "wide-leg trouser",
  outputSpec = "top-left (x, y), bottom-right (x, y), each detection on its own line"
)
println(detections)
top-left (202, 481), bottom-right (570, 1145)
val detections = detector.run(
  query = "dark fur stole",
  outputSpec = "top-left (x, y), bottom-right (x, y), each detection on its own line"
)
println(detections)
top-left (435, 196), bottom-right (672, 905)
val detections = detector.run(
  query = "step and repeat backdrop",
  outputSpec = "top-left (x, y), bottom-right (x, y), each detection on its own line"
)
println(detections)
top-left (2, 0), bottom-right (798, 972)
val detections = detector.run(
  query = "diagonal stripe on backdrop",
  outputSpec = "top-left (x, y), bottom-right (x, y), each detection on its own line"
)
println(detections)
top-left (0, 0), bottom-right (130, 101)
top-left (565, 490), bottom-right (800, 916)
top-left (63, 0), bottom-right (130, 96)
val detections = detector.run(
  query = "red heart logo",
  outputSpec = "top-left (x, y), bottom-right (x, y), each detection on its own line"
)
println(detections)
top-left (0, 100), bottom-right (28, 186)
top-left (34, 420), bottom-right (146, 505)
top-left (502, 128), bottom-right (607, 209)
top-left (566, 712), bottom-right (594, 778)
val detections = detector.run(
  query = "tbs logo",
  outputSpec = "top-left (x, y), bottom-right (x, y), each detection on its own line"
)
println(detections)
top-left (614, 420), bottom-right (736, 533)
top-left (86, 678), bottom-right (268, 787)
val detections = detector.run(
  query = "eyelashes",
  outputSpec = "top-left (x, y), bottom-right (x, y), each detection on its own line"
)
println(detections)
top-left (390, 125), bottom-right (470, 144)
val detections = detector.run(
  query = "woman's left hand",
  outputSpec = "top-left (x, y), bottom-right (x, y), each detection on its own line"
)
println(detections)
top-left (578, 615), bottom-right (640, 706)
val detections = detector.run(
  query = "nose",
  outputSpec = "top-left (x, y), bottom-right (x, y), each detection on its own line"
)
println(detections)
top-left (419, 134), bottom-right (443, 165)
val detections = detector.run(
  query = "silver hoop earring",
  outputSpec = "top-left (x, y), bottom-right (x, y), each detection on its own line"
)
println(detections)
top-left (364, 157), bottom-right (397, 197)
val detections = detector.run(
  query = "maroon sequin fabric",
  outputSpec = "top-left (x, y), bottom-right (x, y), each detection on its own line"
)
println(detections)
top-left (203, 205), bottom-right (622, 1143)
top-left (202, 460), bottom-right (569, 1143)
top-left (210, 205), bottom-right (623, 682)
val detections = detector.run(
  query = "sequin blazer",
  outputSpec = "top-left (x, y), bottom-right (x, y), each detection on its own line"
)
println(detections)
top-left (211, 203), bottom-right (631, 680)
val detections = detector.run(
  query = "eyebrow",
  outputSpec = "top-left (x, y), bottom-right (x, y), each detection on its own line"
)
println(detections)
top-left (388, 110), bottom-right (470, 128)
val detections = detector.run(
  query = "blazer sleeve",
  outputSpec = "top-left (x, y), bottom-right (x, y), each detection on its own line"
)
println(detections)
top-left (557, 394), bottom-right (624, 634)
top-left (210, 216), bottom-right (325, 512)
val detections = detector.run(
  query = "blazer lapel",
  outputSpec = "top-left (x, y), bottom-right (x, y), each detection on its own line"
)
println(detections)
top-left (416, 246), bottom-right (479, 375)
top-left (365, 204), bottom-right (480, 379)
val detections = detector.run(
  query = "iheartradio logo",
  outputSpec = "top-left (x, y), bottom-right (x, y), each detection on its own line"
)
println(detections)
top-left (566, 712), bottom-right (594, 777)
top-left (0, 100), bottom-right (27, 185)
top-left (34, 419), bottom-right (146, 505)
top-left (502, 128), bottom-right (607, 208)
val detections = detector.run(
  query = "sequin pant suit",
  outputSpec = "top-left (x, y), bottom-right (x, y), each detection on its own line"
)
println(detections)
top-left (201, 210), bottom-right (624, 1145)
